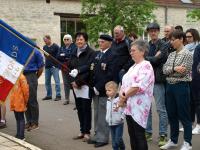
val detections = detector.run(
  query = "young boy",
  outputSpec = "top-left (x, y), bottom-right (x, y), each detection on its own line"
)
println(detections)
top-left (105, 81), bottom-right (125, 150)
top-left (10, 74), bottom-right (29, 140)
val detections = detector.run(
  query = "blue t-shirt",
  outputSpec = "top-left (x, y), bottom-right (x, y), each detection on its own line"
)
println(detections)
top-left (24, 49), bottom-right (44, 73)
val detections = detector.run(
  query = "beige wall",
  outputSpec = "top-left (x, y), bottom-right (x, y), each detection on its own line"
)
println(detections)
top-left (0, 0), bottom-right (82, 48)
top-left (154, 6), bottom-right (200, 37)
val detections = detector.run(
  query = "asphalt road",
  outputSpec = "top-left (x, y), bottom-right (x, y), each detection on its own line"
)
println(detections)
top-left (1, 85), bottom-right (199, 150)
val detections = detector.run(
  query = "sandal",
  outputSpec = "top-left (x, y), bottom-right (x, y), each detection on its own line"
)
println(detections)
top-left (73, 133), bottom-right (84, 140)
top-left (82, 134), bottom-right (90, 142)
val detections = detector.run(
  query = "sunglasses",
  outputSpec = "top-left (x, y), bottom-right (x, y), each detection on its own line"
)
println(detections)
top-left (186, 36), bottom-right (193, 38)
top-left (64, 39), bottom-right (70, 41)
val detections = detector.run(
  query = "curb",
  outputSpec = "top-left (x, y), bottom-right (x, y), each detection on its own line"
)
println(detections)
top-left (0, 132), bottom-right (42, 150)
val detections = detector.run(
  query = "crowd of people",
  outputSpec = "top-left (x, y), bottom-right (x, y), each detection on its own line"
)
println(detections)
top-left (0, 22), bottom-right (200, 150)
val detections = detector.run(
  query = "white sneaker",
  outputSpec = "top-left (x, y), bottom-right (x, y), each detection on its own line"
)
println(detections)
top-left (160, 139), bottom-right (178, 149)
top-left (192, 124), bottom-right (200, 135)
top-left (180, 141), bottom-right (192, 150)
top-left (179, 127), bottom-right (184, 132)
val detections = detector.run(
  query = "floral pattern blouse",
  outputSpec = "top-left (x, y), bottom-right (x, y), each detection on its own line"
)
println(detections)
top-left (121, 60), bottom-right (155, 128)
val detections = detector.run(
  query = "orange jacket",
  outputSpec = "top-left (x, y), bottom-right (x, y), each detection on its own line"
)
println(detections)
top-left (10, 74), bottom-right (29, 112)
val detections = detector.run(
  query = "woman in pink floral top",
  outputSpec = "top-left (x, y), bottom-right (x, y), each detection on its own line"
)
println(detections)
top-left (119, 40), bottom-right (155, 150)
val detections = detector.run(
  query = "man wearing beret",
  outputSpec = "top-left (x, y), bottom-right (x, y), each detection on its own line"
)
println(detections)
top-left (88, 34), bottom-right (115, 147)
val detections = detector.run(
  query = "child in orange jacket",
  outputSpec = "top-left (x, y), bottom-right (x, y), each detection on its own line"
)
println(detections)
top-left (10, 74), bottom-right (29, 140)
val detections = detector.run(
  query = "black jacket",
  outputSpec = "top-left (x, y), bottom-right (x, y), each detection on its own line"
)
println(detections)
top-left (192, 44), bottom-right (200, 99)
top-left (57, 43), bottom-right (76, 62)
top-left (90, 48), bottom-right (115, 97)
top-left (111, 37), bottom-right (133, 83)
top-left (68, 45), bottom-right (95, 87)
top-left (146, 39), bottom-right (168, 83)
top-left (192, 44), bottom-right (200, 81)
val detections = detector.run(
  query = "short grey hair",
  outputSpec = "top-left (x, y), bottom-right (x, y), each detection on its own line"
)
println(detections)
top-left (131, 39), bottom-right (149, 56)
top-left (114, 25), bottom-right (124, 32)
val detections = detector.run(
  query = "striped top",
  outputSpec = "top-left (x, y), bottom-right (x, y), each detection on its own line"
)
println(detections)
top-left (163, 47), bottom-right (193, 84)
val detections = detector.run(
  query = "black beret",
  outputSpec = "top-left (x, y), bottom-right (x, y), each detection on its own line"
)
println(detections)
top-left (146, 22), bottom-right (160, 31)
top-left (99, 34), bottom-right (113, 41)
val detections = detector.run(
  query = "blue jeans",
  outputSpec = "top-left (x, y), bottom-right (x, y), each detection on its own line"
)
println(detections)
top-left (146, 83), bottom-right (168, 136)
top-left (110, 123), bottom-right (125, 150)
top-left (14, 111), bottom-right (25, 139)
top-left (45, 67), bottom-right (61, 97)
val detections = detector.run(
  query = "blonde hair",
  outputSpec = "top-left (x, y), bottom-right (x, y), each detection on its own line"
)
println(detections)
top-left (105, 81), bottom-right (118, 91)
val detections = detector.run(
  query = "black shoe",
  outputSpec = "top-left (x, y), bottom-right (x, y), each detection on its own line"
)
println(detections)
top-left (54, 96), bottom-right (61, 101)
top-left (63, 100), bottom-right (69, 105)
top-left (0, 122), bottom-right (7, 129)
top-left (87, 139), bottom-right (96, 144)
top-left (42, 96), bottom-right (52, 100)
top-left (94, 142), bottom-right (108, 148)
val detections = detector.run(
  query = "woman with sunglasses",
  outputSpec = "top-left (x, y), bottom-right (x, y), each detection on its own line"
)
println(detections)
top-left (57, 34), bottom-right (76, 105)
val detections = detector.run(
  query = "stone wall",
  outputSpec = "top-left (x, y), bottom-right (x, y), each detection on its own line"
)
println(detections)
top-left (154, 6), bottom-right (200, 37)
top-left (0, 0), bottom-right (82, 47)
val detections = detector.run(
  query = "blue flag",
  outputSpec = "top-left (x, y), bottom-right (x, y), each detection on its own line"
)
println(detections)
top-left (0, 19), bottom-right (35, 101)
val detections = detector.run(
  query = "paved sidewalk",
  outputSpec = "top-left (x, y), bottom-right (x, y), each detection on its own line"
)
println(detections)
top-left (0, 132), bottom-right (42, 150)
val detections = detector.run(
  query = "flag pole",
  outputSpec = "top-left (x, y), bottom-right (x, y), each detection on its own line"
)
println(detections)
top-left (35, 46), bottom-right (70, 73)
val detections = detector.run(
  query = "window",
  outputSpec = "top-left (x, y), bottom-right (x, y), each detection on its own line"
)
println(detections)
top-left (60, 18), bottom-right (86, 46)
top-left (142, 31), bottom-right (149, 42)
top-left (180, 0), bottom-right (193, 4)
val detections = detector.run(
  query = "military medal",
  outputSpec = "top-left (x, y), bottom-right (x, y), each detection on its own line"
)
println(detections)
top-left (101, 63), bottom-right (106, 70)
top-left (90, 63), bottom-right (94, 70)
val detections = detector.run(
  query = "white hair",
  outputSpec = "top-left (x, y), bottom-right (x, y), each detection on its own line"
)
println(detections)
top-left (63, 34), bottom-right (72, 42)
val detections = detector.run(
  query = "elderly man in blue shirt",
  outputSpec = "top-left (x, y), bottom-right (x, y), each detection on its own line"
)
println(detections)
top-left (24, 49), bottom-right (44, 131)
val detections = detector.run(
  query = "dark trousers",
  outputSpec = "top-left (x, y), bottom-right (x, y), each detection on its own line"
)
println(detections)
top-left (191, 80), bottom-right (200, 124)
top-left (14, 111), bottom-right (25, 139)
top-left (61, 70), bottom-right (71, 100)
top-left (126, 115), bottom-right (148, 150)
top-left (24, 73), bottom-right (39, 125)
top-left (166, 82), bottom-right (192, 145)
top-left (110, 123), bottom-right (125, 150)
top-left (76, 98), bottom-right (92, 134)
top-left (189, 82), bottom-right (195, 123)
top-left (93, 96), bottom-right (109, 143)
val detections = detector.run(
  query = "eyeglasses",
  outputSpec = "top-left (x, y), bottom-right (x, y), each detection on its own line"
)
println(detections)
top-left (186, 36), bottom-right (193, 38)
top-left (64, 39), bottom-right (70, 41)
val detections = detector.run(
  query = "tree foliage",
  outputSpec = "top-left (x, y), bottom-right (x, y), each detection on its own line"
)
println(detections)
top-left (81, 0), bottom-right (156, 43)
top-left (187, 9), bottom-right (200, 21)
